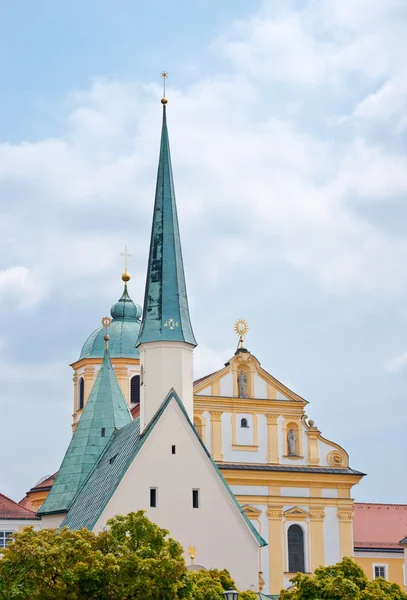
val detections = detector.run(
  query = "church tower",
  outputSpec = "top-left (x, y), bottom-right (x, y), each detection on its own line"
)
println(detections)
top-left (137, 97), bottom-right (197, 432)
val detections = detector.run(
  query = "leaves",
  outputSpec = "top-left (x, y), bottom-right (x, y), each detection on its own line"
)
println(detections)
top-left (280, 558), bottom-right (407, 600)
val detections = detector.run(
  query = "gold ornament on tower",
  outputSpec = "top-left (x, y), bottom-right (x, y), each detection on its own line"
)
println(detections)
top-left (161, 71), bottom-right (168, 104)
top-left (102, 316), bottom-right (111, 350)
top-left (234, 318), bottom-right (249, 349)
top-left (120, 246), bottom-right (131, 282)
top-left (187, 546), bottom-right (196, 565)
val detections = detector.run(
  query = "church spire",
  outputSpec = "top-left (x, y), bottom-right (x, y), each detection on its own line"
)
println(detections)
top-left (137, 92), bottom-right (196, 431)
top-left (39, 322), bottom-right (132, 515)
top-left (137, 98), bottom-right (196, 347)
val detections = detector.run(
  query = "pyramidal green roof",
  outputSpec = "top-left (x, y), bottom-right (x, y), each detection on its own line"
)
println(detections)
top-left (137, 102), bottom-right (196, 347)
top-left (39, 348), bottom-right (132, 515)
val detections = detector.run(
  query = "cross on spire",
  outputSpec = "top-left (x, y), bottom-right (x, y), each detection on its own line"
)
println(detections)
top-left (121, 246), bottom-right (131, 272)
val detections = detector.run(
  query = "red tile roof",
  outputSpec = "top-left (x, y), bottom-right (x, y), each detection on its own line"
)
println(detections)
top-left (353, 503), bottom-right (407, 549)
top-left (0, 493), bottom-right (38, 520)
top-left (28, 473), bottom-right (57, 493)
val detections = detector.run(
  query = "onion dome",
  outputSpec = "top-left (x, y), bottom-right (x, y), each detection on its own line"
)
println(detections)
top-left (79, 273), bottom-right (142, 360)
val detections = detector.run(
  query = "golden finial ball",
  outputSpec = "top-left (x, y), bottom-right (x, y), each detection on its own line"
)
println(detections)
top-left (161, 97), bottom-right (168, 105)
top-left (122, 270), bottom-right (131, 282)
top-left (104, 334), bottom-right (110, 342)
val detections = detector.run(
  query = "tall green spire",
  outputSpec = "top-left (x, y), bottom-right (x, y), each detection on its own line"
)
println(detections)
top-left (137, 100), bottom-right (197, 347)
top-left (39, 348), bottom-right (132, 515)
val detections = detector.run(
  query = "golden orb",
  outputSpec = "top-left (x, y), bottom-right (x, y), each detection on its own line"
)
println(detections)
top-left (122, 270), bottom-right (131, 282)
top-left (161, 97), bottom-right (168, 105)
top-left (104, 334), bottom-right (110, 342)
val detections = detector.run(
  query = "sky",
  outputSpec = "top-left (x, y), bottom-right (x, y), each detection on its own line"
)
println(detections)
top-left (1, 0), bottom-right (407, 504)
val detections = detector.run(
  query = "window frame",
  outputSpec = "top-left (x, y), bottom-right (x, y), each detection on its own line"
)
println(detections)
top-left (192, 489), bottom-right (199, 509)
top-left (0, 531), bottom-right (13, 549)
top-left (373, 564), bottom-right (388, 580)
top-left (287, 523), bottom-right (306, 574)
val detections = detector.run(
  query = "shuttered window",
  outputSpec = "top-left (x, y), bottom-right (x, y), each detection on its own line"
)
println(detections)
top-left (288, 524), bottom-right (305, 573)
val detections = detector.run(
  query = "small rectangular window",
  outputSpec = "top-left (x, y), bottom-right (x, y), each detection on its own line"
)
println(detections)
top-left (101, 427), bottom-right (106, 437)
top-left (150, 488), bottom-right (157, 508)
top-left (192, 489), bottom-right (199, 509)
top-left (172, 445), bottom-right (176, 454)
top-left (374, 566), bottom-right (387, 580)
top-left (0, 531), bottom-right (13, 549)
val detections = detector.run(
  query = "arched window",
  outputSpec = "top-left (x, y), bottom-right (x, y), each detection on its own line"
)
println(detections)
top-left (288, 524), bottom-right (305, 573)
top-left (78, 377), bottom-right (84, 410)
top-left (130, 375), bottom-right (140, 404)
top-left (240, 418), bottom-right (249, 428)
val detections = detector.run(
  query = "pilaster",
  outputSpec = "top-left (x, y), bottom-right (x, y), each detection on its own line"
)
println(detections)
top-left (83, 366), bottom-right (95, 406)
top-left (267, 414), bottom-right (279, 464)
top-left (267, 508), bottom-right (284, 594)
top-left (210, 411), bottom-right (223, 461)
top-left (309, 509), bottom-right (325, 571)
top-left (114, 366), bottom-right (129, 404)
top-left (306, 426), bottom-right (320, 465)
top-left (337, 510), bottom-right (354, 558)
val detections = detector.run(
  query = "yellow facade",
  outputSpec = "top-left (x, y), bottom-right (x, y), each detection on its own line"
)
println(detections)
top-left (355, 555), bottom-right (405, 590)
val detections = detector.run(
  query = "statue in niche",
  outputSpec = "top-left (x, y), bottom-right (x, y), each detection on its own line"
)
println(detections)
top-left (287, 428), bottom-right (297, 456)
top-left (238, 369), bottom-right (248, 398)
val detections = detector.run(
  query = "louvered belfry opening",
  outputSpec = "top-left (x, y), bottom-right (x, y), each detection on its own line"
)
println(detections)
top-left (130, 375), bottom-right (140, 404)
top-left (287, 524), bottom-right (305, 573)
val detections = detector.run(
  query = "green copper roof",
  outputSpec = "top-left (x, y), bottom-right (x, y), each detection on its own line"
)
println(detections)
top-left (79, 284), bottom-right (142, 360)
top-left (61, 390), bottom-right (266, 549)
top-left (137, 104), bottom-right (196, 347)
top-left (39, 348), bottom-right (132, 515)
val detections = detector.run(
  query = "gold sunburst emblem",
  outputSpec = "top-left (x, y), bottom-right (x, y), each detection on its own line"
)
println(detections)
top-left (234, 318), bottom-right (248, 348)
top-left (102, 316), bottom-right (112, 329)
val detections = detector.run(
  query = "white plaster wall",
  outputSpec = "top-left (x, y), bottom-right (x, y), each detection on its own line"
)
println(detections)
top-left (0, 519), bottom-right (39, 533)
top-left (203, 411), bottom-right (211, 453)
top-left (230, 485), bottom-right (268, 496)
top-left (324, 507), bottom-right (340, 565)
top-left (236, 413), bottom-right (254, 445)
top-left (196, 385), bottom-right (211, 396)
top-left (39, 513), bottom-right (66, 529)
top-left (318, 439), bottom-right (336, 467)
top-left (322, 488), bottom-right (338, 498)
top-left (220, 371), bottom-right (233, 397)
top-left (95, 399), bottom-right (259, 591)
top-left (139, 341), bottom-right (194, 431)
top-left (223, 414), bottom-right (267, 463)
top-left (254, 374), bottom-right (267, 399)
top-left (281, 487), bottom-right (310, 498)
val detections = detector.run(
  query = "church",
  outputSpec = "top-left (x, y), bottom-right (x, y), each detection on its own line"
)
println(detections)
top-left (4, 95), bottom-right (369, 596)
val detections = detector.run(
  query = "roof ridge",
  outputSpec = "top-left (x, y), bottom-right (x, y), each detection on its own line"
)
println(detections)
top-left (0, 492), bottom-right (37, 517)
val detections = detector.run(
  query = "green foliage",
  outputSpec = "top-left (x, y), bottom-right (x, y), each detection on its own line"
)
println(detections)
top-left (239, 591), bottom-right (258, 600)
top-left (0, 511), bottom-right (189, 600)
top-left (279, 557), bottom-right (407, 600)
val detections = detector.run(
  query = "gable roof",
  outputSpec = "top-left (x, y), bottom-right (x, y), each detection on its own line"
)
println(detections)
top-left (353, 502), bottom-right (407, 550)
top-left (0, 493), bottom-right (39, 520)
top-left (137, 102), bottom-right (196, 347)
top-left (61, 390), bottom-right (266, 548)
top-left (39, 348), bottom-right (132, 515)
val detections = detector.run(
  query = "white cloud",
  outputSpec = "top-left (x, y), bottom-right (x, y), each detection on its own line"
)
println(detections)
top-left (0, 267), bottom-right (45, 309)
top-left (384, 352), bottom-right (407, 373)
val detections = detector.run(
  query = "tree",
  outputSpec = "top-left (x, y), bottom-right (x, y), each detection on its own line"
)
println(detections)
top-left (0, 511), bottom-right (190, 600)
top-left (188, 568), bottom-right (257, 600)
top-left (280, 557), bottom-right (407, 600)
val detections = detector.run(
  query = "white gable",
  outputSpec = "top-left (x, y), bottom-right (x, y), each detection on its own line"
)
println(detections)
top-left (94, 398), bottom-right (260, 591)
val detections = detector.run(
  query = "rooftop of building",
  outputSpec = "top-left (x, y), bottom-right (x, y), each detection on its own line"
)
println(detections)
top-left (353, 502), bottom-right (407, 549)
top-left (0, 492), bottom-right (39, 520)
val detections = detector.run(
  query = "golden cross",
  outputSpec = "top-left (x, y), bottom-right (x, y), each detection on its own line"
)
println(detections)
top-left (120, 246), bottom-right (131, 272)
top-left (161, 71), bottom-right (168, 96)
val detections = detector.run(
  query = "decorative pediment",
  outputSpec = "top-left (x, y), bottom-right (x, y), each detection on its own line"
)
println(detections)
top-left (242, 504), bottom-right (262, 519)
top-left (284, 507), bottom-right (310, 519)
